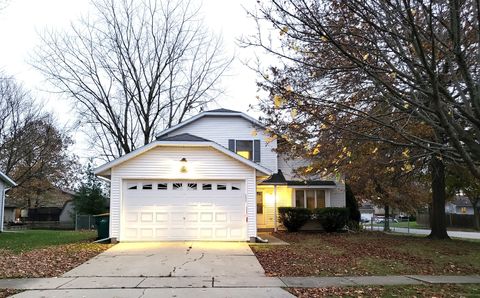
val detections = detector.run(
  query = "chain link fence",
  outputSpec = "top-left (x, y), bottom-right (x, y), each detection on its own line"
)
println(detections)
top-left (75, 214), bottom-right (97, 230)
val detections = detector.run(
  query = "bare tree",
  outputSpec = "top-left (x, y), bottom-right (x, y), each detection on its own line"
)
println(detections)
top-left (0, 74), bottom-right (78, 207)
top-left (33, 0), bottom-right (231, 160)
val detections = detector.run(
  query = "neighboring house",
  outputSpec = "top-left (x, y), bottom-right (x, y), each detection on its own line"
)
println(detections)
top-left (0, 171), bottom-right (17, 232)
top-left (3, 201), bottom-right (18, 223)
top-left (95, 108), bottom-right (346, 242)
top-left (445, 196), bottom-right (479, 215)
top-left (59, 200), bottom-right (75, 224)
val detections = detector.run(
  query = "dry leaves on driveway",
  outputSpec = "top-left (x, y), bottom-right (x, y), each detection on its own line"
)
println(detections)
top-left (0, 243), bottom-right (112, 279)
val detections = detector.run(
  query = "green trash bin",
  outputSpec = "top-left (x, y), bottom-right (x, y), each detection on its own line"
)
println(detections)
top-left (93, 213), bottom-right (110, 240)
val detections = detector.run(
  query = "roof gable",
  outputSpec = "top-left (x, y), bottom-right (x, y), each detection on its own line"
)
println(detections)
top-left (94, 139), bottom-right (273, 177)
top-left (156, 109), bottom-right (265, 139)
top-left (157, 133), bottom-right (211, 142)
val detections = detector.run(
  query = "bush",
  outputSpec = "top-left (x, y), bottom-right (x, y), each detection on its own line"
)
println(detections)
top-left (315, 207), bottom-right (349, 232)
top-left (278, 207), bottom-right (311, 232)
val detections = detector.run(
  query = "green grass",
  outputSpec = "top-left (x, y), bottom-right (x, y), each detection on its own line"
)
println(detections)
top-left (0, 230), bottom-right (97, 253)
top-left (368, 221), bottom-right (428, 229)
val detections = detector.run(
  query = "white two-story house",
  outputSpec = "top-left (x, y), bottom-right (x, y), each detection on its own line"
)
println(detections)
top-left (95, 108), bottom-right (345, 242)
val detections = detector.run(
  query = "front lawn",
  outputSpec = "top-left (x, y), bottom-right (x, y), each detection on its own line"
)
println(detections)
top-left (368, 221), bottom-right (427, 229)
top-left (0, 230), bottom-right (112, 279)
top-left (0, 230), bottom-right (97, 253)
top-left (289, 284), bottom-right (480, 297)
top-left (251, 231), bottom-right (480, 276)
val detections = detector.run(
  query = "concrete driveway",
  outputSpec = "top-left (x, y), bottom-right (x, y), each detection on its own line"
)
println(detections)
top-left (10, 242), bottom-right (295, 297)
top-left (63, 242), bottom-right (265, 278)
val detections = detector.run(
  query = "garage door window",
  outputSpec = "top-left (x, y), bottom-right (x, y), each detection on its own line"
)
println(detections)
top-left (231, 183), bottom-right (241, 191)
top-left (157, 183), bottom-right (168, 190)
top-left (187, 183), bottom-right (197, 190)
top-left (142, 183), bottom-right (153, 190)
top-left (127, 183), bottom-right (137, 190)
top-left (217, 183), bottom-right (227, 190)
top-left (202, 183), bottom-right (212, 190)
top-left (173, 183), bottom-right (183, 190)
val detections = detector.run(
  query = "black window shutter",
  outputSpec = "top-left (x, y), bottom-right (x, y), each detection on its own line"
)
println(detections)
top-left (253, 140), bottom-right (261, 162)
top-left (228, 139), bottom-right (235, 152)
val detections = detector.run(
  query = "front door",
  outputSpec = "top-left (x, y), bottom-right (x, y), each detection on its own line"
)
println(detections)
top-left (256, 191), bottom-right (265, 226)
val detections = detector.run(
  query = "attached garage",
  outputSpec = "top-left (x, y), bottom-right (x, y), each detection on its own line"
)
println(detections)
top-left (122, 180), bottom-right (246, 241)
top-left (94, 136), bottom-right (272, 242)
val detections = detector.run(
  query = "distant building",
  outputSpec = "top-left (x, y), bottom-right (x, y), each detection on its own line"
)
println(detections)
top-left (446, 196), bottom-right (479, 215)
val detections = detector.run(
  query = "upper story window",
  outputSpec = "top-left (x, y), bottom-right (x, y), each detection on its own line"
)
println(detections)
top-left (236, 140), bottom-right (253, 160)
top-left (228, 139), bottom-right (261, 162)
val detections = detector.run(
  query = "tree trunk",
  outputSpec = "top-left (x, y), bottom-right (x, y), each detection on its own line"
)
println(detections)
top-left (383, 205), bottom-right (390, 232)
top-left (473, 199), bottom-right (480, 231)
top-left (428, 155), bottom-right (450, 239)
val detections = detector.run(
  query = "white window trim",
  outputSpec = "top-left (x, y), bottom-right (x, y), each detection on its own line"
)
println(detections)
top-left (234, 139), bottom-right (257, 161)
top-left (293, 189), bottom-right (330, 208)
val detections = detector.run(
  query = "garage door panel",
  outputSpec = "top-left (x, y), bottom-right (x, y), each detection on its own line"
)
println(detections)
top-left (122, 180), bottom-right (246, 241)
top-left (215, 213), bottom-right (227, 222)
top-left (185, 212), bottom-right (198, 222)
top-left (140, 228), bottom-right (154, 238)
top-left (126, 213), bottom-right (138, 222)
top-left (156, 212), bottom-right (168, 222)
top-left (140, 212), bottom-right (154, 222)
top-left (155, 228), bottom-right (168, 237)
top-left (200, 212), bottom-right (213, 222)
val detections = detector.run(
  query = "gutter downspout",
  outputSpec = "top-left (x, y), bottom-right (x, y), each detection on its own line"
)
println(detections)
top-left (274, 185), bottom-right (278, 232)
top-left (0, 188), bottom-right (9, 232)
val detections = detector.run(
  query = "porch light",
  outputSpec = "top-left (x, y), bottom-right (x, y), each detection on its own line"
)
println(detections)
top-left (180, 157), bottom-right (188, 173)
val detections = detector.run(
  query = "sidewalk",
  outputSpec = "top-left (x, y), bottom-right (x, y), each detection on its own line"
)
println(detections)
top-left (365, 225), bottom-right (480, 240)
top-left (1, 275), bottom-right (480, 291)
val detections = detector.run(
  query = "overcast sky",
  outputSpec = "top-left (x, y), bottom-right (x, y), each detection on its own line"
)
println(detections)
top-left (0, 0), bottom-right (266, 159)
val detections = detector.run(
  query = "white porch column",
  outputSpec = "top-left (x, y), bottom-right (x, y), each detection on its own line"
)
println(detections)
top-left (326, 190), bottom-right (331, 207)
top-left (274, 185), bottom-right (278, 232)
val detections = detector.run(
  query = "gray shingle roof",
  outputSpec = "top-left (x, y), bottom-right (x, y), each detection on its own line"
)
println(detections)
top-left (156, 133), bottom-right (211, 142)
top-left (206, 108), bottom-right (241, 113)
top-left (286, 180), bottom-right (336, 186)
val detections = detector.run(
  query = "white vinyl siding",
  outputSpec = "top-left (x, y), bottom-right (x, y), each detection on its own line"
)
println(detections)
top-left (109, 146), bottom-right (257, 241)
top-left (164, 116), bottom-right (277, 172)
top-left (330, 182), bottom-right (346, 207)
top-left (0, 181), bottom-right (4, 232)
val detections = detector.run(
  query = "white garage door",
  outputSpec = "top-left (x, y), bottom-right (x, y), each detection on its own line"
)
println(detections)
top-left (122, 180), bottom-right (247, 241)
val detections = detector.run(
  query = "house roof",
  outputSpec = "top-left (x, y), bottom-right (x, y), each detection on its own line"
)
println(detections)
top-left (94, 138), bottom-right (273, 177)
top-left (286, 180), bottom-right (336, 186)
top-left (0, 171), bottom-right (16, 187)
top-left (157, 133), bottom-right (211, 142)
top-left (207, 108), bottom-right (242, 113)
top-left (260, 171), bottom-right (337, 187)
top-left (451, 196), bottom-right (474, 207)
top-left (156, 108), bottom-right (265, 139)
top-left (260, 170), bottom-right (287, 185)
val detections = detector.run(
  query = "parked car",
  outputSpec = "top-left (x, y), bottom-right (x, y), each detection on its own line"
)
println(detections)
top-left (374, 216), bottom-right (398, 223)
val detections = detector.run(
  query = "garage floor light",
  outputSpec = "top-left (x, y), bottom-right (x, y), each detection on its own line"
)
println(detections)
top-left (180, 158), bottom-right (188, 173)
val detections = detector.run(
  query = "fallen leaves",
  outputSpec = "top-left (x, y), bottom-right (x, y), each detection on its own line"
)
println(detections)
top-left (251, 232), bottom-right (480, 277)
top-left (0, 289), bottom-right (22, 298)
top-left (0, 243), bottom-right (112, 279)
top-left (288, 284), bottom-right (480, 298)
